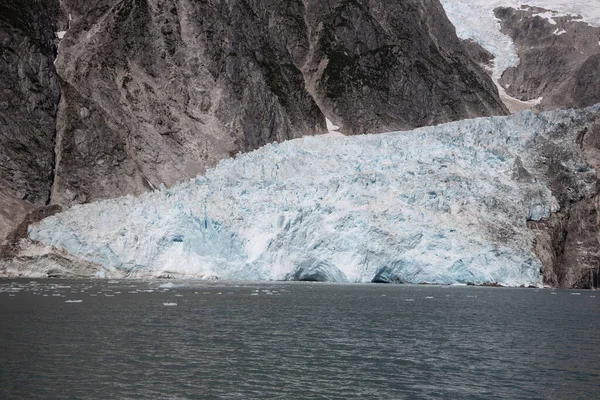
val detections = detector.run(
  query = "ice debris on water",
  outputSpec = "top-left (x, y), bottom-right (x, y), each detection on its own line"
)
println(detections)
top-left (27, 106), bottom-right (600, 286)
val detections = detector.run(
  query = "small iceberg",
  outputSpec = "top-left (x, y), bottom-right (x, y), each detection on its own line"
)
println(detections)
top-left (65, 300), bottom-right (83, 303)
top-left (163, 302), bottom-right (178, 306)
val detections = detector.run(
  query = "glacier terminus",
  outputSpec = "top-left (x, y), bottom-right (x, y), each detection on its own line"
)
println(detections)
top-left (20, 106), bottom-right (600, 286)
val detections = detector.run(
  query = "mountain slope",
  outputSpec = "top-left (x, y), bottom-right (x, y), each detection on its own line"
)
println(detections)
top-left (440, 0), bottom-right (600, 111)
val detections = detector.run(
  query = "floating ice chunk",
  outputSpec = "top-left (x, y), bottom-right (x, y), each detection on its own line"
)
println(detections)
top-left (163, 302), bottom-right (177, 306)
top-left (65, 300), bottom-right (83, 303)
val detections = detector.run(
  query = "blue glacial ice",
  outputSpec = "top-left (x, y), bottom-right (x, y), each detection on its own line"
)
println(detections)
top-left (29, 106), bottom-right (600, 285)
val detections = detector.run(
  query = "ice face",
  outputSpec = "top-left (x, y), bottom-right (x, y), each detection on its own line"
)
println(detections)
top-left (29, 106), bottom-right (600, 285)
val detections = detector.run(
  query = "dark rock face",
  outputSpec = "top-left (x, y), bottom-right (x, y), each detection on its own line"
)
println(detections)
top-left (290, 0), bottom-right (509, 134)
top-left (528, 116), bottom-right (600, 289)
top-left (0, 0), bottom-right (60, 243)
top-left (51, 0), bottom-right (328, 206)
top-left (495, 6), bottom-right (600, 110)
top-left (50, 0), bottom-right (507, 206)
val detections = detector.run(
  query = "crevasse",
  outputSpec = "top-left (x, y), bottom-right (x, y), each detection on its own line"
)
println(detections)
top-left (29, 106), bottom-right (600, 285)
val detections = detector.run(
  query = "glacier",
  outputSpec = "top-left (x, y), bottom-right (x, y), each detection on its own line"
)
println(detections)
top-left (27, 106), bottom-right (600, 285)
top-left (440, 0), bottom-right (600, 108)
top-left (440, 0), bottom-right (600, 81)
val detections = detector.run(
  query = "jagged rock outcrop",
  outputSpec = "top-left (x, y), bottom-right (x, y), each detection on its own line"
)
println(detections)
top-left (0, 0), bottom-right (60, 243)
top-left (495, 6), bottom-right (600, 110)
top-left (50, 0), bottom-right (507, 207)
top-left (461, 39), bottom-right (495, 72)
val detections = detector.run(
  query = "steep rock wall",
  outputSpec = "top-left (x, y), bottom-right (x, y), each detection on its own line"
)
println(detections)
top-left (299, 0), bottom-right (508, 134)
top-left (528, 117), bottom-right (600, 288)
top-left (52, 0), bottom-right (327, 207)
top-left (0, 0), bottom-right (61, 243)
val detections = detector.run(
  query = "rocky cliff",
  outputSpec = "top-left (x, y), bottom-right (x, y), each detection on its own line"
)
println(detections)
top-left (0, 0), bottom-right (60, 243)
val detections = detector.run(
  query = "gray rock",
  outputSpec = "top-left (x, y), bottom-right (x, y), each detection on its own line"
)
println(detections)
top-left (299, 0), bottom-right (508, 134)
top-left (495, 6), bottom-right (600, 110)
top-left (52, 0), bottom-right (327, 207)
top-left (527, 114), bottom-right (600, 289)
top-left (0, 0), bottom-right (60, 242)
top-left (461, 39), bottom-right (495, 73)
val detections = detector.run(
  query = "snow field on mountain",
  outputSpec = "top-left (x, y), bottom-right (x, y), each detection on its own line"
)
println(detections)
top-left (440, 0), bottom-right (600, 81)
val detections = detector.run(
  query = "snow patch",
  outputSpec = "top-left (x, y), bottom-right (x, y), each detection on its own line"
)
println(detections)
top-left (552, 28), bottom-right (567, 35)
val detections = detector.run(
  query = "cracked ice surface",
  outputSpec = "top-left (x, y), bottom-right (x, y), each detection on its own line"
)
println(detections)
top-left (29, 107), bottom-right (600, 285)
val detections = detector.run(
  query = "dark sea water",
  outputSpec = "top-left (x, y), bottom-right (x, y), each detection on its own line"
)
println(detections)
top-left (0, 279), bottom-right (599, 400)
